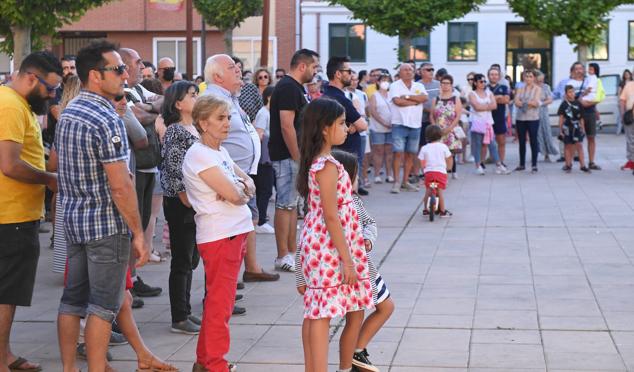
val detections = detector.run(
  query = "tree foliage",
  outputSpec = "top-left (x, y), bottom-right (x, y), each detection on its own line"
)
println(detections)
top-left (508, 0), bottom-right (626, 60)
top-left (0, 0), bottom-right (112, 56)
top-left (329, 0), bottom-right (486, 60)
top-left (193, 0), bottom-right (262, 54)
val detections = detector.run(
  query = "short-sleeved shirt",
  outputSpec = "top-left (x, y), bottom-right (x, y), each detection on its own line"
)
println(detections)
top-left (417, 142), bottom-right (451, 174)
top-left (567, 78), bottom-right (596, 114)
top-left (620, 81), bottom-right (634, 111)
top-left (203, 84), bottom-right (260, 175)
top-left (388, 80), bottom-right (427, 128)
top-left (488, 83), bottom-right (509, 126)
top-left (269, 75), bottom-right (308, 161)
top-left (421, 79), bottom-right (440, 122)
top-left (0, 86), bottom-right (46, 224)
top-left (558, 99), bottom-right (582, 127)
top-left (56, 90), bottom-right (130, 244)
top-left (182, 142), bottom-right (254, 244)
top-left (323, 85), bottom-right (362, 154)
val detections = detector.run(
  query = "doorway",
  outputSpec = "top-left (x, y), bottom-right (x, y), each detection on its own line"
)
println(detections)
top-left (506, 24), bottom-right (552, 85)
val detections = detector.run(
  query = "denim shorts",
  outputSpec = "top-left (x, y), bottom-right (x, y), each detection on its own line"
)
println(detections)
top-left (272, 158), bottom-right (299, 210)
top-left (247, 195), bottom-right (259, 221)
top-left (59, 234), bottom-right (130, 323)
top-left (391, 124), bottom-right (421, 154)
top-left (369, 130), bottom-right (393, 145)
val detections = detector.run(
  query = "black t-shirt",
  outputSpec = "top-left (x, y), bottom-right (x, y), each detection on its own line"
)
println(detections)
top-left (43, 85), bottom-right (63, 147)
top-left (322, 85), bottom-right (362, 154)
top-left (558, 99), bottom-right (582, 127)
top-left (488, 83), bottom-right (508, 126)
top-left (269, 75), bottom-right (308, 161)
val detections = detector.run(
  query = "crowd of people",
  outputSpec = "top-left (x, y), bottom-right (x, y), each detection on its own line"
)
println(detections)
top-left (1, 38), bottom-right (633, 372)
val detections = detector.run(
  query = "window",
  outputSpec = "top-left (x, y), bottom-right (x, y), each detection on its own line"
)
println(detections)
top-left (329, 24), bottom-right (366, 62)
top-left (448, 22), bottom-right (477, 61)
top-left (153, 37), bottom-right (201, 76)
top-left (232, 37), bottom-right (277, 72)
top-left (586, 26), bottom-right (608, 61)
top-left (400, 34), bottom-right (430, 62)
top-left (629, 21), bottom-right (634, 60)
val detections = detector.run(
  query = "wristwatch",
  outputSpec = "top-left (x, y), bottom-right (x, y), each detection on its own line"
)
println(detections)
top-left (405, 95), bottom-right (410, 100)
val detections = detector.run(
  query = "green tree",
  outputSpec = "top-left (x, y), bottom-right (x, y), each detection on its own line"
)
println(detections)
top-left (0, 0), bottom-right (112, 68)
top-left (508, 0), bottom-right (627, 64)
top-left (194, 0), bottom-right (262, 55)
top-left (329, 0), bottom-right (486, 61)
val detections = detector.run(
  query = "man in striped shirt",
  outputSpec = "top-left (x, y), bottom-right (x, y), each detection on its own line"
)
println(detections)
top-left (55, 40), bottom-right (149, 372)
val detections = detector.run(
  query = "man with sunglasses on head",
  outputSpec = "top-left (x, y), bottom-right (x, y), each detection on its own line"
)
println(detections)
top-left (0, 50), bottom-right (61, 372)
top-left (55, 40), bottom-right (149, 372)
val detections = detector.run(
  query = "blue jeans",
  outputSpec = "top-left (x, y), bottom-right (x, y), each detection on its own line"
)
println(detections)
top-left (470, 131), bottom-right (500, 165)
top-left (272, 158), bottom-right (298, 210)
top-left (59, 234), bottom-right (130, 322)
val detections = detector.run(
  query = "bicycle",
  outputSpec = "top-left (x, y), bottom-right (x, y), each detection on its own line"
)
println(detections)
top-left (426, 181), bottom-right (439, 222)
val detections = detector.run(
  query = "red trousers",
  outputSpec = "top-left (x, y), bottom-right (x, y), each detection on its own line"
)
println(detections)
top-left (196, 233), bottom-right (247, 372)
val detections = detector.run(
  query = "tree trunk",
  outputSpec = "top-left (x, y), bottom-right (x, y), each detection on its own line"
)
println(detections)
top-left (577, 44), bottom-right (588, 65)
top-left (223, 28), bottom-right (233, 56)
top-left (398, 34), bottom-right (412, 62)
top-left (10, 25), bottom-right (32, 70)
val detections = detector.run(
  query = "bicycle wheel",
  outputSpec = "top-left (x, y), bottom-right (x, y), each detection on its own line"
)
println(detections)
top-left (429, 194), bottom-right (436, 222)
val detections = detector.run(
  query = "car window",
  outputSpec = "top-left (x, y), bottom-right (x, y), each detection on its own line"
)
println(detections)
top-left (600, 74), bottom-right (618, 96)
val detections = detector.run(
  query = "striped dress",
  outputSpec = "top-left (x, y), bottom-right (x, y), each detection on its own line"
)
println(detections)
top-left (52, 196), bottom-right (66, 273)
top-left (295, 193), bottom-right (390, 305)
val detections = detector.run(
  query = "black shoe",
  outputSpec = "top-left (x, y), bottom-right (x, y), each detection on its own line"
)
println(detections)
top-left (357, 187), bottom-right (369, 196)
top-left (235, 294), bottom-right (244, 302)
top-left (562, 165), bottom-right (572, 173)
top-left (77, 343), bottom-right (113, 361)
top-left (589, 162), bottom-right (602, 170)
top-left (237, 282), bottom-right (245, 290)
top-left (131, 295), bottom-right (144, 309)
top-left (556, 157), bottom-right (565, 163)
top-left (580, 166), bottom-right (591, 173)
top-left (531, 167), bottom-right (538, 173)
top-left (514, 166), bottom-right (525, 172)
top-left (232, 305), bottom-right (246, 316)
top-left (109, 330), bottom-right (128, 346)
top-left (132, 276), bottom-right (162, 297)
top-left (352, 349), bottom-right (379, 372)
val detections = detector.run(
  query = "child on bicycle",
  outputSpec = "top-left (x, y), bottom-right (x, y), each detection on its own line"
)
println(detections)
top-left (418, 125), bottom-right (454, 217)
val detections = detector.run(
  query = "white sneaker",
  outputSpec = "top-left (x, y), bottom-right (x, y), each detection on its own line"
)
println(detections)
top-left (451, 172), bottom-right (458, 180)
top-left (274, 254), bottom-right (295, 272)
top-left (255, 223), bottom-right (275, 234)
top-left (149, 250), bottom-right (163, 263)
top-left (495, 164), bottom-right (510, 175)
top-left (400, 182), bottom-right (420, 192)
top-left (386, 176), bottom-right (395, 183)
top-left (374, 176), bottom-right (383, 184)
top-left (476, 166), bottom-right (485, 175)
top-left (390, 183), bottom-right (401, 194)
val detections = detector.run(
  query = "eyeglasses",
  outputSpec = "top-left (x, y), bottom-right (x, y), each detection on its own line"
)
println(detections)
top-left (257, 75), bottom-right (270, 80)
top-left (467, 78), bottom-right (474, 81)
top-left (99, 64), bottom-right (128, 75)
top-left (423, 68), bottom-right (435, 72)
top-left (26, 72), bottom-right (60, 93)
top-left (440, 81), bottom-right (452, 85)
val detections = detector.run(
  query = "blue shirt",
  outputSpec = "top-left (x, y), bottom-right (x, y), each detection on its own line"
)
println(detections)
top-left (55, 90), bottom-right (130, 244)
top-left (488, 83), bottom-right (509, 127)
top-left (322, 85), bottom-right (361, 154)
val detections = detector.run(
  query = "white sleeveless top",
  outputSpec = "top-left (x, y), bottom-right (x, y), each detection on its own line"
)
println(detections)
top-left (469, 90), bottom-right (494, 125)
top-left (370, 91), bottom-right (392, 133)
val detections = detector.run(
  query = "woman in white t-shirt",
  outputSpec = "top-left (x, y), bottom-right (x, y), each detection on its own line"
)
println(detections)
top-left (182, 95), bottom-right (255, 372)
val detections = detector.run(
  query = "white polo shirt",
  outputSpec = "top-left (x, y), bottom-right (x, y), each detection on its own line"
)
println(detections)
top-left (388, 79), bottom-right (427, 128)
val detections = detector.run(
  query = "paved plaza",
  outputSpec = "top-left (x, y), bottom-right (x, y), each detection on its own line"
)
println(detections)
top-left (13, 134), bottom-right (634, 371)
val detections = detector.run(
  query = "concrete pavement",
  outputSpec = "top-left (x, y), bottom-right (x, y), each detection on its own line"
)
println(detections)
top-left (11, 133), bottom-right (634, 371)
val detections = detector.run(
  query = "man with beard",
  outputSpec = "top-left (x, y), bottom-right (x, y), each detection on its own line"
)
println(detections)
top-left (322, 56), bottom-right (368, 189)
top-left (55, 40), bottom-right (149, 372)
top-left (0, 50), bottom-right (61, 372)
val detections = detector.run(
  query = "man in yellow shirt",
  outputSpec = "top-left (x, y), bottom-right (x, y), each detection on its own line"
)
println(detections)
top-left (0, 51), bottom-right (61, 372)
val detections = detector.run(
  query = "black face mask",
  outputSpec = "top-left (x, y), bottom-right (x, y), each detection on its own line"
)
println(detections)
top-left (162, 67), bottom-right (175, 82)
top-left (26, 90), bottom-right (49, 115)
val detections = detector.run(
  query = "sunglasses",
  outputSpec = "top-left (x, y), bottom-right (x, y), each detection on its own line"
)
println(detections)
top-left (257, 75), bottom-right (269, 80)
top-left (467, 78), bottom-right (474, 81)
top-left (99, 64), bottom-right (128, 75)
top-left (478, 80), bottom-right (487, 84)
top-left (276, 74), bottom-right (284, 78)
top-left (339, 69), bottom-right (355, 74)
top-left (27, 72), bottom-right (60, 93)
top-left (423, 68), bottom-right (435, 72)
top-left (114, 94), bottom-right (125, 102)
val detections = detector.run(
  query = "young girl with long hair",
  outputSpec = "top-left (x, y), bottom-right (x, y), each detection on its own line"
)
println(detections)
top-left (296, 98), bottom-right (374, 372)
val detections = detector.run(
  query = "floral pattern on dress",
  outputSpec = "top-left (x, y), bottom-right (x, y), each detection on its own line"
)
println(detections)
top-left (433, 96), bottom-right (462, 152)
top-left (299, 155), bottom-right (374, 319)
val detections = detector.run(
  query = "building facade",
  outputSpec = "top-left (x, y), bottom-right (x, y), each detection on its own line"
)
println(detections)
top-left (301, 0), bottom-right (634, 87)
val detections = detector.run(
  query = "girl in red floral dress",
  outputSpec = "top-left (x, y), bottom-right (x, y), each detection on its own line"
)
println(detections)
top-left (296, 98), bottom-right (374, 372)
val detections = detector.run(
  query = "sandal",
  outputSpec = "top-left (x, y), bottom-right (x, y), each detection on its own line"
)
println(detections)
top-left (8, 357), bottom-right (42, 372)
top-left (439, 209), bottom-right (453, 217)
top-left (562, 165), bottom-right (572, 173)
top-left (137, 356), bottom-right (179, 371)
top-left (580, 166), bottom-right (591, 173)
top-left (422, 209), bottom-right (430, 216)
